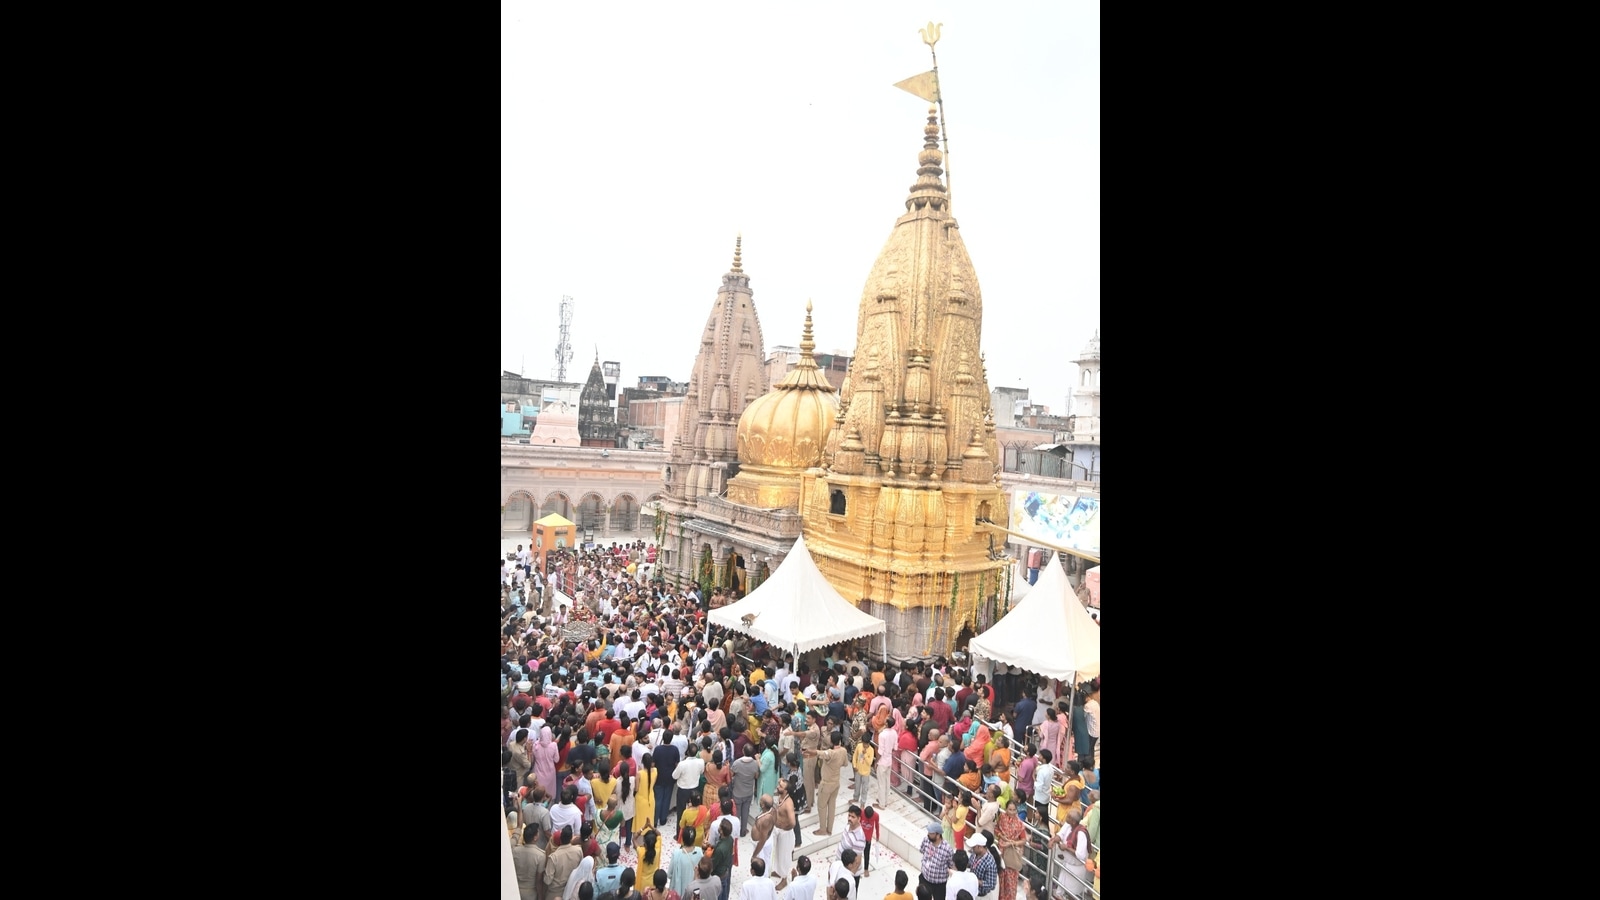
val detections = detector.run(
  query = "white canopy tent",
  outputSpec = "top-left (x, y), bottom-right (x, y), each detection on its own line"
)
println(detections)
top-left (968, 553), bottom-right (1100, 683)
top-left (708, 533), bottom-right (886, 659)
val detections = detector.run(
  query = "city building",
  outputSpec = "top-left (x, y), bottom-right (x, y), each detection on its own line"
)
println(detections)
top-left (621, 395), bottom-right (686, 450)
top-left (578, 354), bottom-right (620, 447)
top-left (501, 444), bottom-right (670, 539)
top-left (616, 376), bottom-right (689, 445)
top-left (990, 386), bottom-right (1030, 427)
top-left (528, 385), bottom-right (582, 446)
top-left (502, 371), bottom-right (580, 412)
top-left (766, 345), bottom-right (852, 392)
top-left (602, 360), bottom-right (620, 402)
top-left (501, 399), bottom-right (535, 440)
top-left (1063, 330), bottom-right (1100, 479)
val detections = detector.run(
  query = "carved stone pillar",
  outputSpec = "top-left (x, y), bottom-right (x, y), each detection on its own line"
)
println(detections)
top-left (713, 544), bottom-right (730, 588)
top-left (603, 502), bottom-right (612, 537)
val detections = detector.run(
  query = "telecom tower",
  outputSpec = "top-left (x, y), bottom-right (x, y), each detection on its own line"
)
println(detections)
top-left (552, 295), bottom-right (574, 381)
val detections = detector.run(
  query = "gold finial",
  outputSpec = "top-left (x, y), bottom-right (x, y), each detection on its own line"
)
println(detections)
top-left (799, 301), bottom-right (816, 358)
top-left (806, 298), bottom-right (813, 313)
top-left (732, 234), bottom-right (743, 273)
top-left (920, 21), bottom-right (942, 48)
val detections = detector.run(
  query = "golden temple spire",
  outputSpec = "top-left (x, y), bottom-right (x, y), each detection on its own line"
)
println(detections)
top-left (906, 106), bottom-right (949, 210)
top-left (731, 234), bottom-right (743, 273)
top-left (799, 298), bottom-right (816, 360)
top-left (776, 300), bottom-right (831, 390)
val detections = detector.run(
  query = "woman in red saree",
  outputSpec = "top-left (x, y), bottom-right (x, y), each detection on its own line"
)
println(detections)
top-left (994, 795), bottom-right (1029, 900)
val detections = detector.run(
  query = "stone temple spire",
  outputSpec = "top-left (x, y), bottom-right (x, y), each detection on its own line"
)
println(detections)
top-left (662, 237), bottom-right (769, 509)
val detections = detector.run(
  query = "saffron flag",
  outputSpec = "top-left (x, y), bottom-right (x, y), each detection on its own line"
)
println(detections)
top-left (893, 70), bottom-right (940, 103)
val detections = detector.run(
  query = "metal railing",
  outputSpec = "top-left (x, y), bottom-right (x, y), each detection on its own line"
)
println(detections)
top-left (880, 740), bottom-right (1098, 900)
top-left (972, 715), bottom-right (1098, 821)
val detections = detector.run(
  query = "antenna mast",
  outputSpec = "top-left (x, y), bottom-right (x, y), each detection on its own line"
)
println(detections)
top-left (552, 295), bottom-right (574, 381)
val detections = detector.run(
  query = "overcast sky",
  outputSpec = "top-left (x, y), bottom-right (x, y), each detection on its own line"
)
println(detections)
top-left (502, 1), bottom-right (1099, 413)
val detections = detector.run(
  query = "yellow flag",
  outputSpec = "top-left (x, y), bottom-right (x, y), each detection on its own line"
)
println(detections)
top-left (893, 70), bottom-right (940, 103)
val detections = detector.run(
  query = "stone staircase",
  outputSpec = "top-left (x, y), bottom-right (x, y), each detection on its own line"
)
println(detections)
top-left (783, 759), bottom-right (939, 870)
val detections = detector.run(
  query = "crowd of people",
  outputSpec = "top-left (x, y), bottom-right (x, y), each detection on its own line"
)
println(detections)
top-left (503, 541), bottom-right (1101, 900)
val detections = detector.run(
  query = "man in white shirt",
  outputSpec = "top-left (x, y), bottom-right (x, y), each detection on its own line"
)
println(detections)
top-left (944, 850), bottom-right (980, 900)
top-left (673, 750), bottom-right (707, 813)
top-left (827, 849), bottom-right (860, 900)
top-left (573, 767), bottom-right (596, 822)
top-left (976, 784), bottom-right (1002, 835)
top-left (548, 785), bottom-right (583, 841)
top-left (614, 638), bottom-right (637, 665)
top-left (662, 670), bottom-right (685, 701)
top-left (1034, 682), bottom-right (1056, 728)
top-left (703, 676), bottom-right (725, 709)
top-left (1032, 749), bottom-right (1060, 826)
top-left (711, 799), bottom-right (742, 848)
top-left (517, 544), bottom-right (532, 577)
top-left (740, 858), bottom-right (778, 900)
top-left (781, 854), bottom-right (816, 900)
top-left (624, 690), bottom-right (647, 722)
top-left (636, 646), bottom-right (659, 673)
top-left (523, 710), bottom-right (548, 743)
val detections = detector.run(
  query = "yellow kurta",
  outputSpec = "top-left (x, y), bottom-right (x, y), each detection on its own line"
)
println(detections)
top-left (633, 768), bottom-right (656, 833)
top-left (636, 832), bottom-right (663, 892)
top-left (591, 776), bottom-right (616, 809)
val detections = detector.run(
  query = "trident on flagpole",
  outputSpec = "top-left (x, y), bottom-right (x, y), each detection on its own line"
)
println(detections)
top-left (918, 22), bottom-right (951, 210)
top-left (895, 25), bottom-right (954, 207)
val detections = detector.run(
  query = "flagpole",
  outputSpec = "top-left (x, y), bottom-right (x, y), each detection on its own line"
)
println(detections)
top-left (923, 24), bottom-right (952, 211)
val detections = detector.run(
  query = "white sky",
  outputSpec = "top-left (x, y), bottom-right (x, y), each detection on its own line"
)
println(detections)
top-left (502, 1), bottom-right (1099, 414)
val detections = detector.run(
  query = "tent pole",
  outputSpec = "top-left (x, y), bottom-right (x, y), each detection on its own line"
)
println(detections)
top-left (1069, 668), bottom-right (1078, 762)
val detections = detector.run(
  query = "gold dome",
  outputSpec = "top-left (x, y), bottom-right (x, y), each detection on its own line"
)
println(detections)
top-left (736, 300), bottom-right (839, 471)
